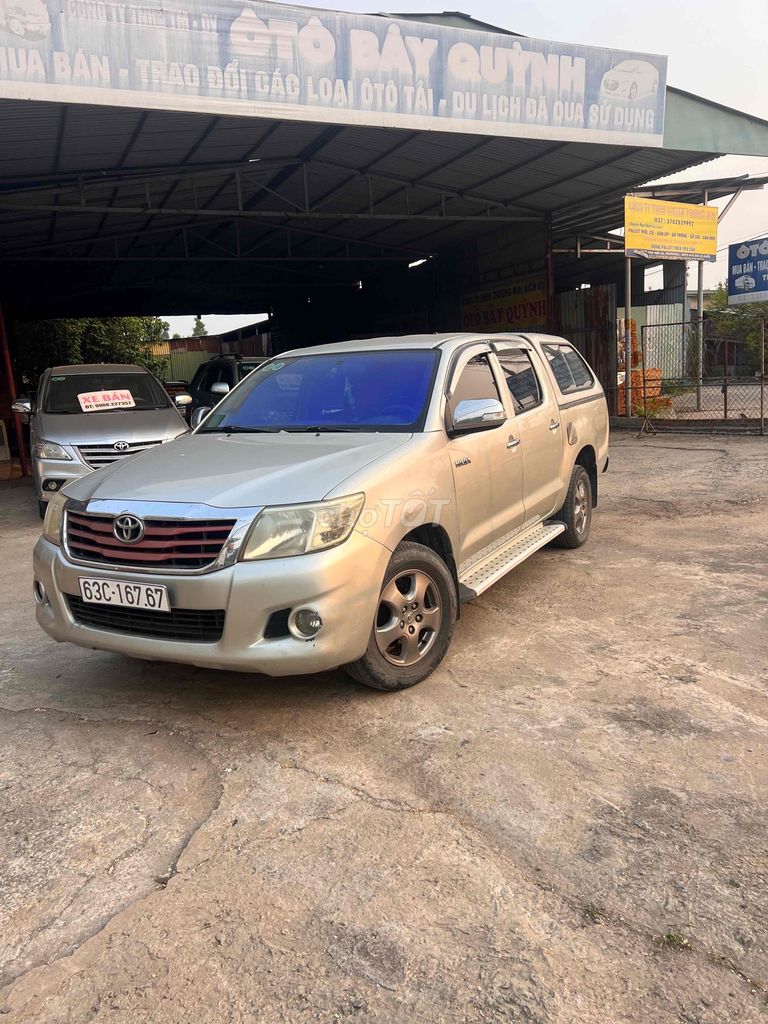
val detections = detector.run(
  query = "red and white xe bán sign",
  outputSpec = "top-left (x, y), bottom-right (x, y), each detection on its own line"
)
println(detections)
top-left (77, 390), bottom-right (136, 412)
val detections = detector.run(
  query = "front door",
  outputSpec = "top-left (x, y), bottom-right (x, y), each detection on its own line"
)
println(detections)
top-left (446, 350), bottom-right (525, 565)
top-left (494, 344), bottom-right (564, 523)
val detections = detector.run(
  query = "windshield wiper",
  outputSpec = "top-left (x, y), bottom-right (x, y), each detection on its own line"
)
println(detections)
top-left (202, 426), bottom-right (278, 434)
top-left (284, 425), bottom-right (365, 433)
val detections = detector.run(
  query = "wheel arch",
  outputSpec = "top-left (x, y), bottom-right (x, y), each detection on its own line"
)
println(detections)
top-left (399, 523), bottom-right (461, 617)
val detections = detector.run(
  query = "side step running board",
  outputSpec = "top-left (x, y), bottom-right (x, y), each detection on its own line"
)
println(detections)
top-left (459, 522), bottom-right (565, 600)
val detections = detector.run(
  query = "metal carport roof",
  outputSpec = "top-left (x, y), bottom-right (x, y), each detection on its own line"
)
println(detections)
top-left (0, 11), bottom-right (767, 318)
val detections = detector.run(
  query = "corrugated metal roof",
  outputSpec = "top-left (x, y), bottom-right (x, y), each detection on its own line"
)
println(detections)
top-left (0, 44), bottom-right (766, 317)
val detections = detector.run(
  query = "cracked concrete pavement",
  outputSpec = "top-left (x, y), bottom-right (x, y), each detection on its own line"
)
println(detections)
top-left (0, 434), bottom-right (767, 1023)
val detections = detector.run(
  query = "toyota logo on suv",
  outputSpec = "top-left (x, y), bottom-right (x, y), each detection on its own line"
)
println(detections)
top-left (113, 441), bottom-right (130, 452)
top-left (113, 514), bottom-right (145, 544)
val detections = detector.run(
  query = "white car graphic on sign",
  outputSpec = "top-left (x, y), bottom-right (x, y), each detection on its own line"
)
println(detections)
top-left (600, 60), bottom-right (660, 100)
top-left (734, 275), bottom-right (757, 291)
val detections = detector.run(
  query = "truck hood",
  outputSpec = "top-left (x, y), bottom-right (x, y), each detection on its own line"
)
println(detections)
top-left (40, 407), bottom-right (187, 446)
top-left (64, 431), bottom-right (412, 508)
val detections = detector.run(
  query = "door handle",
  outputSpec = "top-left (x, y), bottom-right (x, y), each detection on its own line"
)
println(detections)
top-left (506, 436), bottom-right (521, 449)
top-left (549, 420), bottom-right (561, 431)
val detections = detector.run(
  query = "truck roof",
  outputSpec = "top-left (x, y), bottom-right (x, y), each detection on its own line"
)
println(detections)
top-left (284, 333), bottom-right (532, 357)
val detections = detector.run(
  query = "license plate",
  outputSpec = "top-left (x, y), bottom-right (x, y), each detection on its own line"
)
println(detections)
top-left (78, 577), bottom-right (171, 612)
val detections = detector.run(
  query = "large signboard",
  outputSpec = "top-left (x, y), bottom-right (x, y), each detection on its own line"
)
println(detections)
top-left (728, 236), bottom-right (768, 305)
top-left (461, 275), bottom-right (548, 334)
top-left (625, 197), bottom-right (718, 261)
top-left (0, 1), bottom-right (668, 144)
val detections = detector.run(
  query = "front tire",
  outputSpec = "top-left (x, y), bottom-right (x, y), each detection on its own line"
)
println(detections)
top-left (552, 465), bottom-right (593, 549)
top-left (344, 542), bottom-right (457, 691)
top-left (38, 500), bottom-right (47, 519)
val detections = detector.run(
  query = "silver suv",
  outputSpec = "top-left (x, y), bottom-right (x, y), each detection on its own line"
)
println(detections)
top-left (33, 335), bottom-right (609, 690)
top-left (14, 363), bottom-right (189, 517)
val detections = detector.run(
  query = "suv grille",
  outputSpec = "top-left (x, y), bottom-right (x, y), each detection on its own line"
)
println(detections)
top-left (76, 440), bottom-right (163, 468)
top-left (66, 512), bottom-right (236, 570)
top-left (67, 596), bottom-right (224, 642)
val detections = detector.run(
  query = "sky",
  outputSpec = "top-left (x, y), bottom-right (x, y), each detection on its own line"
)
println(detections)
top-left (165, 0), bottom-right (768, 334)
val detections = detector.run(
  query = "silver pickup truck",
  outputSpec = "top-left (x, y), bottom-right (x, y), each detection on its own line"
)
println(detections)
top-left (33, 334), bottom-right (609, 691)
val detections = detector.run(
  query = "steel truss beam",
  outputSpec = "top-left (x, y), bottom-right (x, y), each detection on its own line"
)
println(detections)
top-left (0, 200), bottom-right (537, 224)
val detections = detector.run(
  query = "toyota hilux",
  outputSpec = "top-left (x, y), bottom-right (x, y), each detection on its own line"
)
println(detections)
top-left (33, 334), bottom-right (609, 691)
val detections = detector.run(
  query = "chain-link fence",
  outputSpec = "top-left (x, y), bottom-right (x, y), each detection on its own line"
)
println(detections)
top-left (629, 320), bottom-right (766, 430)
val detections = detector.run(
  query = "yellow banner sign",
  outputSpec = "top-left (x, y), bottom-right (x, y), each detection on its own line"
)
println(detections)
top-left (461, 274), bottom-right (548, 333)
top-left (625, 196), bottom-right (718, 261)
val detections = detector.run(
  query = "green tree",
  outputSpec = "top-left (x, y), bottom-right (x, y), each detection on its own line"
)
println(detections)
top-left (12, 316), bottom-right (170, 388)
top-left (707, 283), bottom-right (767, 372)
top-left (191, 315), bottom-right (208, 337)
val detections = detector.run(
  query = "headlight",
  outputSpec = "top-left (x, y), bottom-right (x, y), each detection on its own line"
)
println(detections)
top-left (42, 492), bottom-right (68, 545)
top-left (241, 493), bottom-right (364, 561)
top-left (34, 440), bottom-right (72, 461)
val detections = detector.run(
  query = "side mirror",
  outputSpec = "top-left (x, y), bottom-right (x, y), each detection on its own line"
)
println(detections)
top-left (190, 406), bottom-right (212, 430)
top-left (174, 393), bottom-right (192, 407)
top-left (210, 382), bottom-right (230, 396)
top-left (12, 397), bottom-right (32, 422)
top-left (451, 398), bottom-right (506, 434)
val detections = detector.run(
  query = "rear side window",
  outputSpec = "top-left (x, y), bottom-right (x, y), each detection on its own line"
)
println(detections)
top-left (543, 343), bottom-right (594, 395)
top-left (448, 354), bottom-right (502, 420)
top-left (496, 349), bottom-right (543, 414)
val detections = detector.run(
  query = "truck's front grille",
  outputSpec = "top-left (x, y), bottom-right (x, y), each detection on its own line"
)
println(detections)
top-left (76, 440), bottom-right (163, 468)
top-left (66, 512), bottom-right (236, 570)
top-left (67, 595), bottom-right (225, 643)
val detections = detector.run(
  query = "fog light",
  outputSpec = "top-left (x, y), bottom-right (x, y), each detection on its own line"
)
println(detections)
top-left (33, 579), bottom-right (47, 605)
top-left (43, 479), bottom-right (63, 492)
top-left (290, 608), bottom-right (323, 640)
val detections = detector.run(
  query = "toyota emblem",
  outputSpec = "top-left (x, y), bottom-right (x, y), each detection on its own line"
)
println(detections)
top-left (113, 441), bottom-right (130, 452)
top-left (113, 514), bottom-right (145, 544)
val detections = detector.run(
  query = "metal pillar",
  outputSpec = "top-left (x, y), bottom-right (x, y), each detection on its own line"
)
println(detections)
top-left (545, 214), bottom-right (555, 333)
top-left (0, 304), bottom-right (30, 477)
top-left (761, 319), bottom-right (765, 438)
top-left (624, 256), bottom-right (632, 417)
top-left (696, 190), bottom-right (709, 410)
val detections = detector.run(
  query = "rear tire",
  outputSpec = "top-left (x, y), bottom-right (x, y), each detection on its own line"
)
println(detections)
top-left (552, 465), bottom-right (592, 549)
top-left (344, 541), bottom-right (457, 691)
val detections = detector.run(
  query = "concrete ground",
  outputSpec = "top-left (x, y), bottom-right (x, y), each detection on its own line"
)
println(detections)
top-left (1, 436), bottom-right (767, 1024)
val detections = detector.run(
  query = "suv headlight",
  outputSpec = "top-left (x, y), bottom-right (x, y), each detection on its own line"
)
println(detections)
top-left (241, 493), bottom-right (364, 560)
top-left (34, 440), bottom-right (72, 461)
top-left (43, 492), bottom-right (68, 545)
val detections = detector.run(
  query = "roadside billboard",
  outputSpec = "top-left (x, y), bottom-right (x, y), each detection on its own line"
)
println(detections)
top-left (728, 236), bottom-right (768, 305)
top-left (624, 197), bottom-right (718, 261)
top-left (0, 0), bottom-right (667, 145)
top-left (461, 275), bottom-right (548, 333)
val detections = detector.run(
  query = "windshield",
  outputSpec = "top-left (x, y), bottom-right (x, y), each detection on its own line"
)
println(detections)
top-left (201, 350), bottom-right (438, 433)
top-left (238, 362), bottom-right (263, 379)
top-left (43, 371), bottom-right (171, 414)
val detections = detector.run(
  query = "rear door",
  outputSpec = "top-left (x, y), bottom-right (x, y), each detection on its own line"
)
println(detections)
top-left (493, 343), bottom-right (563, 523)
top-left (446, 347), bottom-right (525, 563)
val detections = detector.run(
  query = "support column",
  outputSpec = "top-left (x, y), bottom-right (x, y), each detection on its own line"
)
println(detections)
top-left (624, 256), bottom-right (632, 417)
top-left (0, 304), bottom-right (30, 477)
top-left (696, 189), bottom-right (709, 410)
top-left (761, 318), bottom-right (765, 438)
top-left (545, 215), bottom-right (555, 333)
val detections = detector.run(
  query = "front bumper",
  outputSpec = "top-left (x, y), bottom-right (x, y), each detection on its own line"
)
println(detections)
top-left (34, 456), bottom-right (91, 502)
top-left (32, 530), bottom-right (391, 677)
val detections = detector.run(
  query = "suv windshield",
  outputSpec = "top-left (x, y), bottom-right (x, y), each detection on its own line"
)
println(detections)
top-left (44, 372), bottom-right (171, 414)
top-left (201, 350), bottom-right (438, 433)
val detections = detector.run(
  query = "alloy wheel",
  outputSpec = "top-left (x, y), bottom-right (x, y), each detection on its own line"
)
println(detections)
top-left (375, 569), bottom-right (442, 667)
top-left (574, 479), bottom-right (589, 535)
